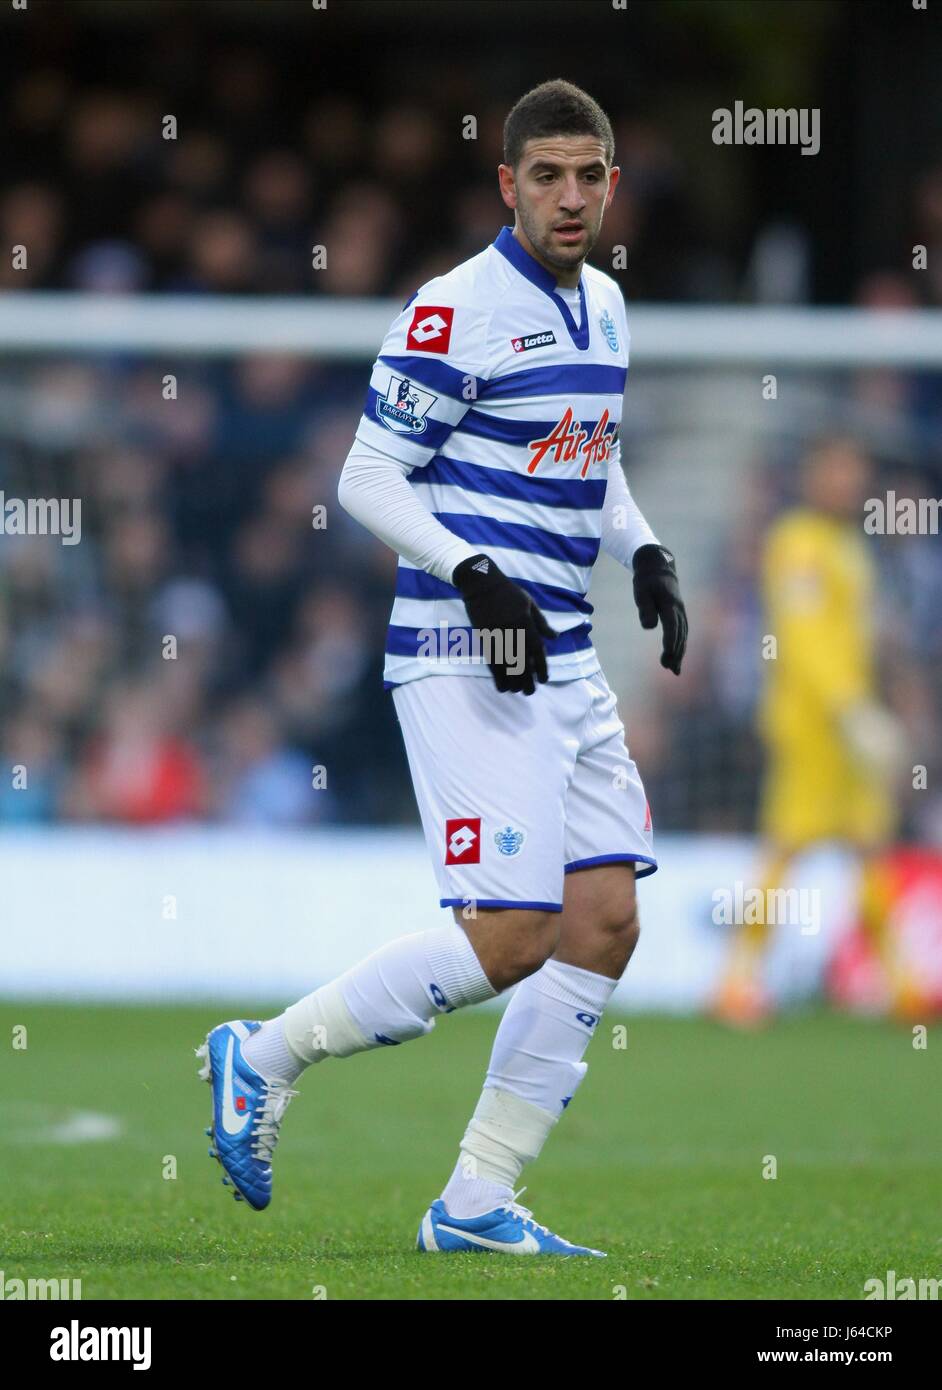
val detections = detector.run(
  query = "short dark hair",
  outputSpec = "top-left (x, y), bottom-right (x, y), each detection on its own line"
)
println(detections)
top-left (503, 80), bottom-right (615, 169)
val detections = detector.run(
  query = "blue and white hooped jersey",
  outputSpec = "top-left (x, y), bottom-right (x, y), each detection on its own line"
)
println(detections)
top-left (355, 225), bottom-right (630, 688)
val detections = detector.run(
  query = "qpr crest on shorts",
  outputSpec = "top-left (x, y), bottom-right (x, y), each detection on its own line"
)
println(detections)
top-left (376, 374), bottom-right (437, 435)
top-left (494, 824), bottom-right (526, 856)
top-left (599, 309), bottom-right (619, 353)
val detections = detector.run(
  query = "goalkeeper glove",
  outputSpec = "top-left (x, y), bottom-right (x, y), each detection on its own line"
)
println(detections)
top-left (632, 543), bottom-right (688, 675)
top-left (452, 553), bottom-right (558, 695)
top-left (839, 702), bottom-right (908, 783)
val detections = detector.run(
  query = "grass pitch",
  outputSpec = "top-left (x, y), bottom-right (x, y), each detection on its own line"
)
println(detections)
top-left (1, 1003), bottom-right (939, 1300)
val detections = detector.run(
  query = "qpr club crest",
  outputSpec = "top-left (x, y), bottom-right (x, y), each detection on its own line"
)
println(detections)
top-left (599, 308), bottom-right (619, 353)
top-left (376, 374), bottom-right (437, 435)
top-left (494, 825), bottom-right (526, 857)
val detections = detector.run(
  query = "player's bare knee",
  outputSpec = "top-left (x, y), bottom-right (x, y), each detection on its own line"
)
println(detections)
top-left (604, 899), bottom-right (641, 972)
top-left (457, 906), bottom-right (557, 991)
top-left (621, 899), bottom-right (641, 952)
top-left (503, 912), bottom-right (559, 985)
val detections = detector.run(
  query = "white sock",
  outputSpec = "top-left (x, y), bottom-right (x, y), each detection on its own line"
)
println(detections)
top-left (246, 925), bottom-right (497, 1082)
top-left (441, 959), bottom-right (618, 1217)
top-left (486, 957), bottom-right (617, 1111)
top-left (240, 1017), bottom-right (298, 1082)
top-left (339, 924), bottom-right (496, 1044)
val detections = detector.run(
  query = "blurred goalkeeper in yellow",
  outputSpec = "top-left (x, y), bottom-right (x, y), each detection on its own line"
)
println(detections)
top-left (714, 436), bottom-right (913, 1026)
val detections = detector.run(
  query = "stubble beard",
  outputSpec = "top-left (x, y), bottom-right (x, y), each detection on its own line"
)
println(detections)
top-left (518, 202), bottom-right (601, 275)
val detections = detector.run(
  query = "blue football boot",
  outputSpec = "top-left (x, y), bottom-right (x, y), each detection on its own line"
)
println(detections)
top-left (416, 1189), bottom-right (606, 1256)
top-left (196, 1020), bottom-right (298, 1211)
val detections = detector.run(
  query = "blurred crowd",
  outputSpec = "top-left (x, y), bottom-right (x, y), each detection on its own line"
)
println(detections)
top-left (2, 22), bottom-right (942, 307)
top-left (0, 67), bottom-right (729, 305)
top-left (0, 353), bottom-right (413, 826)
top-left (2, 351), bottom-right (941, 837)
top-left (0, 10), bottom-right (940, 834)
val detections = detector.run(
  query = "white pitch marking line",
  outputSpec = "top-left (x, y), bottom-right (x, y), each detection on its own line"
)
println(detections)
top-left (9, 1109), bottom-right (123, 1144)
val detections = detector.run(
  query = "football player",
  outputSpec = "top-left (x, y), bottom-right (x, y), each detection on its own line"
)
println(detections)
top-left (199, 80), bottom-right (686, 1256)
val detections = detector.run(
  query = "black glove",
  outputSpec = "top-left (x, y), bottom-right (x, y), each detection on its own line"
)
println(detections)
top-left (452, 553), bottom-right (558, 695)
top-left (632, 543), bottom-right (688, 675)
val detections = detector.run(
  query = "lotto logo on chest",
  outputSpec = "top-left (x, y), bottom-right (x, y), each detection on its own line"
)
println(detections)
top-left (510, 330), bottom-right (557, 353)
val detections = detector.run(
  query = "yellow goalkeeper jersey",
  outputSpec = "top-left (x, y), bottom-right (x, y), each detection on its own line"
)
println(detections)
top-left (758, 507), bottom-right (893, 847)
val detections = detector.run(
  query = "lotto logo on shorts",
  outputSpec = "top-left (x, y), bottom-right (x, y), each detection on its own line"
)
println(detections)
top-left (406, 305), bottom-right (454, 354)
top-left (445, 817), bottom-right (481, 864)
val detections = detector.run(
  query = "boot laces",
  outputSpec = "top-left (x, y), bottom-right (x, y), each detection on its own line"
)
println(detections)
top-left (501, 1187), bottom-right (552, 1237)
top-left (251, 1079), bottom-right (298, 1164)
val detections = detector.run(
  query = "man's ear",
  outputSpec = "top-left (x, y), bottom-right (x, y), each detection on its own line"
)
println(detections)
top-left (605, 166), bottom-right (621, 209)
top-left (498, 163), bottom-right (517, 211)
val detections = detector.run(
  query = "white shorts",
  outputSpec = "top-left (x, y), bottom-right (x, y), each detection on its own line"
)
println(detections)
top-left (392, 670), bottom-right (656, 912)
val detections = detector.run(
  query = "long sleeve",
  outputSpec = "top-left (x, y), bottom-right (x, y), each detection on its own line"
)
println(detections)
top-left (337, 441), bottom-right (479, 585)
top-left (600, 443), bottom-right (659, 567)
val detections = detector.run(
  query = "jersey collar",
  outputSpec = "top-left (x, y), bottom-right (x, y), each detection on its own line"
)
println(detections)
top-left (493, 225), bottom-right (590, 351)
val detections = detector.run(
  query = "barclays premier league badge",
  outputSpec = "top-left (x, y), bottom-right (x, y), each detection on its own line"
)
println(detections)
top-left (376, 374), bottom-right (437, 435)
